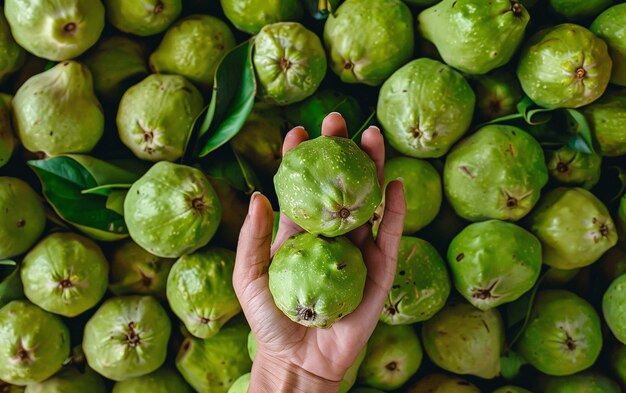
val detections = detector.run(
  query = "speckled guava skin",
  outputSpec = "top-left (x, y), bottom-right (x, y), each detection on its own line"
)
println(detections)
top-left (547, 146), bottom-right (602, 189)
top-left (274, 136), bottom-right (381, 236)
top-left (25, 367), bottom-right (107, 393)
top-left (444, 125), bottom-right (548, 221)
top-left (528, 187), bottom-right (617, 269)
top-left (83, 295), bottom-right (172, 381)
top-left (492, 386), bottom-right (532, 393)
top-left (21, 232), bottom-right (108, 317)
top-left (167, 248), bottom-right (240, 339)
top-left (418, 0), bottom-right (529, 75)
top-left (408, 373), bottom-right (481, 393)
top-left (220, 0), bottom-right (303, 34)
top-left (603, 273), bottom-right (626, 345)
top-left (112, 367), bottom-right (192, 393)
top-left (227, 373), bottom-right (250, 393)
top-left (471, 69), bottom-right (524, 120)
top-left (517, 24), bottom-right (612, 109)
top-left (0, 94), bottom-right (16, 168)
top-left (357, 323), bottom-right (423, 390)
top-left (422, 300), bottom-right (504, 379)
top-left (0, 300), bottom-right (70, 385)
top-left (537, 372), bottom-right (620, 393)
top-left (0, 12), bottom-right (25, 83)
top-left (381, 237), bottom-right (449, 325)
top-left (591, 4), bottom-right (626, 86)
top-left (447, 220), bottom-right (542, 310)
top-left (124, 162), bottom-right (221, 258)
top-left (4, 0), bottom-right (103, 61)
top-left (12, 61), bottom-right (104, 156)
top-left (253, 22), bottom-right (326, 105)
top-left (269, 233), bottom-right (366, 328)
top-left (176, 320), bottom-right (251, 393)
top-left (550, 0), bottom-right (614, 20)
top-left (339, 345), bottom-right (366, 393)
top-left (106, 0), bottom-right (181, 36)
top-left (582, 89), bottom-right (626, 157)
top-left (150, 15), bottom-right (236, 89)
top-left (0, 177), bottom-right (45, 259)
top-left (117, 74), bottom-right (204, 162)
top-left (377, 58), bottom-right (475, 158)
top-left (517, 290), bottom-right (602, 376)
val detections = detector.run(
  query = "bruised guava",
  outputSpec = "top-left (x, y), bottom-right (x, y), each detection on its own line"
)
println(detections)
top-left (418, 0), bottom-right (529, 75)
top-left (167, 248), bottom-right (240, 339)
top-left (492, 386), bottom-right (532, 393)
top-left (83, 296), bottom-right (171, 381)
top-left (546, 146), bottom-right (602, 189)
top-left (536, 372), bottom-right (621, 393)
top-left (377, 58), bottom-right (475, 158)
top-left (516, 290), bottom-right (602, 376)
top-left (226, 373), bottom-right (250, 393)
top-left (422, 300), bottom-right (504, 379)
top-left (384, 157), bottom-right (441, 233)
top-left (4, 0), bottom-right (104, 61)
top-left (549, 0), bottom-right (614, 20)
top-left (25, 366), bottom-right (107, 393)
top-left (591, 4), bottom-right (626, 86)
top-left (220, 0), bottom-right (303, 34)
top-left (517, 24), bottom-right (612, 109)
top-left (581, 89), bottom-right (626, 157)
top-left (150, 15), bottom-right (235, 89)
top-left (339, 345), bottom-right (366, 393)
top-left (0, 94), bottom-right (16, 168)
top-left (0, 300), bottom-right (70, 385)
top-left (124, 162), bottom-right (221, 258)
top-left (0, 12), bottom-right (24, 84)
top-left (447, 220), bottom-right (542, 310)
top-left (407, 373), bottom-right (481, 393)
top-left (109, 240), bottom-right (175, 299)
top-left (0, 177), bottom-right (45, 259)
top-left (381, 237), bottom-right (450, 325)
top-left (269, 233), bottom-right (366, 328)
top-left (444, 125), bottom-right (547, 221)
top-left (117, 74), bottom-right (204, 162)
top-left (470, 70), bottom-right (524, 121)
top-left (324, 0), bottom-right (413, 86)
top-left (176, 320), bottom-right (251, 393)
top-left (274, 136), bottom-right (381, 236)
top-left (357, 323), bottom-right (423, 390)
top-left (21, 232), bottom-right (108, 317)
top-left (603, 273), bottom-right (626, 345)
top-left (528, 187), bottom-right (617, 269)
top-left (106, 0), bottom-right (181, 36)
top-left (254, 22), bottom-right (326, 105)
top-left (112, 367), bottom-right (192, 393)
top-left (12, 61), bottom-right (104, 156)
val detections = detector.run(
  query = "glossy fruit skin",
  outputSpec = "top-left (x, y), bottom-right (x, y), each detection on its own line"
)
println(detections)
top-left (546, 145), bottom-right (602, 189)
top-left (0, 12), bottom-right (25, 83)
top-left (603, 273), bottom-right (626, 345)
top-left (536, 371), bottom-right (621, 393)
top-left (339, 345), bottom-right (366, 393)
top-left (220, 0), bottom-right (303, 34)
top-left (582, 89), bottom-right (626, 157)
top-left (591, 4), bottom-right (626, 86)
top-left (111, 367), bottom-right (192, 393)
top-left (226, 373), bottom-right (251, 393)
top-left (549, 0), bottom-right (614, 20)
top-left (516, 290), bottom-right (602, 376)
top-left (25, 367), bottom-right (107, 393)
top-left (407, 374), bottom-right (481, 393)
top-left (106, 0), bottom-right (182, 36)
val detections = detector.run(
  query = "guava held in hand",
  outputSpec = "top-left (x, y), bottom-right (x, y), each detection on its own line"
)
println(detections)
top-left (274, 136), bottom-right (382, 236)
top-left (124, 162), bottom-right (221, 258)
top-left (269, 232), bottom-right (367, 328)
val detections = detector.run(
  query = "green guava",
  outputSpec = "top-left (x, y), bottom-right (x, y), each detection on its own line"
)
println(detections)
top-left (323, 0), bottom-right (414, 86)
top-left (0, 300), bottom-right (70, 385)
top-left (12, 61), bottom-right (104, 156)
top-left (0, 12), bottom-right (25, 83)
top-left (253, 22), bottom-right (326, 105)
top-left (82, 36), bottom-right (149, 103)
top-left (4, 0), bottom-right (104, 61)
top-left (517, 24), bottom-right (612, 109)
top-left (227, 373), bottom-right (250, 393)
top-left (0, 177), bottom-right (45, 259)
top-left (377, 58), bottom-right (475, 158)
top-left (106, 0), bottom-right (181, 36)
top-left (492, 386), bottom-right (533, 393)
top-left (357, 323), bottom-right (423, 390)
top-left (537, 372), bottom-right (620, 393)
top-left (24, 367), bottom-right (106, 393)
top-left (339, 345), bottom-right (367, 393)
top-left (421, 300), bottom-right (504, 379)
top-left (418, 201), bottom-right (468, 254)
top-left (176, 320), bottom-right (252, 393)
top-left (384, 157), bottom-right (441, 234)
top-left (516, 290), bottom-right (602, 376)
top-left (83, 295), bottom-right (171, 381)
top-left (220, 0), bottom-right (303, 34)
top-left (269, 232), bottom-right (366, 328)
top-left (407, 374), bottom-right (481, 393)
top-left (208, 178), bottom-right (249, 249)
top-left (581, 89), bottom-right (626, 157)
top-left (150, 15), bottom-right (236, 89)
top-left (230, 108), bottom-right (283, 176)
top-left (470, 70), bottom-right (524, 121)
top-left (611, 343), bottom-right (626, 387)
top-left (591, 4), bottom-right (626, 86)
top-left (444, 124), bottom-right (548, 221)
top-left (112, 367), bottom-right (192, 393)
top-left (447, 220), bottom-right (542, 310)
top-left (117, 74), bottom-right (204, 162)
top-left (21, 232), bottom-right (108, 317)
top-left (603, 273), bottom-right (626, 344)
top-left (549, 0), bottom-right (614, 20)
top-left (274, 136), bottom-right (381, 236)
top-left (418, 0), bottom-right (530, 75)
top-left (381, 237), bottom-right (450, 325)
top-left (124, 161), bottom-right (222, 258)
top-left (620, 195), bottom-right (626, 244)
top-left (0, 94), bottom-right (16, 169)
top-left (546, 146), bottom-right (602, 189)
top-left (542, 267), bottom-right (581, 287)
top-left (528, 187), bottom-right (617, 269)
top-left (247, 331), bottom-right (257, 362)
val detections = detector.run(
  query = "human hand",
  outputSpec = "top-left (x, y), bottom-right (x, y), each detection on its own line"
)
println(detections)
top-left (233, 112), bottom-right (406, 393)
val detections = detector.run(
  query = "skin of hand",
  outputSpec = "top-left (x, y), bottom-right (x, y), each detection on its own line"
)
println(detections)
top-left (233, 112), bottom-right (407, 393)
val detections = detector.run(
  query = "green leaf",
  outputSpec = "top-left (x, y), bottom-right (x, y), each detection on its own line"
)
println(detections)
top-left (564, 109), bottom-right (595, 154)
top-left (0, 260), bottom-right (24, 308)
top-left (81, 184), bottom-right (133, 196)
top-left (500, 350), bottom-right (527, 380)
top-left (351, 111), bottom-right (377, 143)
top-left (197, 40), bottom-right (256, 157)
top-left (516, 96), bottom-right (554, 125)
top-left (67, 155), bottom-right (145, 185)
top-left (202, 146), bottom-right (259, 194)
top-left (106, 190), bottom-right (128, 216)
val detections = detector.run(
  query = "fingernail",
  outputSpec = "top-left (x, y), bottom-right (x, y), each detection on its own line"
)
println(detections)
top-left (328, 111), bottom-right (343, 117)
top-left (369, 125), bottom-right (381, 135)
top-left (249, 191), bottom-right (261, 214)
top-left (292, 126), bottom-right (305, 131)
top-left (395, 177), bottom-right (404, 185)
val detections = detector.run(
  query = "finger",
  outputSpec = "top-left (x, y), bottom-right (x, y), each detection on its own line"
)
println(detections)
top-left (346, 223), bottom-right (373, 249)
top-left (282, 127), bottom-right (309, 156)
top-left (270, 213), bottom-right (302, 256)
top-left (376, 180), bottom-right (406, 261)
top-left (359, 126), bottom-right (385, 186)
top-left (321, 112), bottom-right (348, 138)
